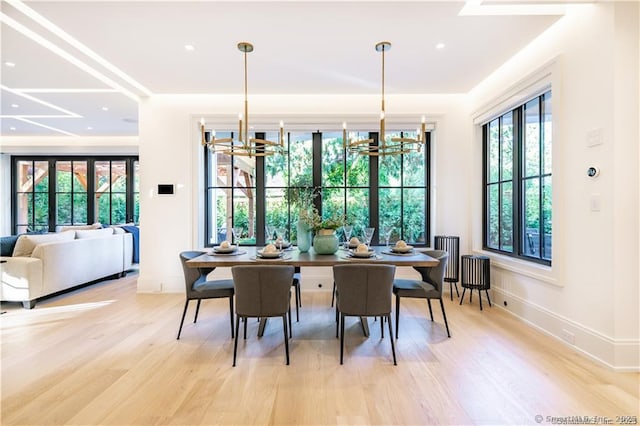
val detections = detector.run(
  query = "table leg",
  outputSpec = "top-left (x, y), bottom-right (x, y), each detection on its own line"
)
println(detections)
top-left (360, 317), bottom-right (370, 337)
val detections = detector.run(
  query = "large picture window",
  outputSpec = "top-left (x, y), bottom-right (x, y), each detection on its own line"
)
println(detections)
top-left (483, 91), bottom-right (552, 264)
top-left (205, 130), bottom-right (431, 247)
top-left (11, 156), bottom-right (139, 234)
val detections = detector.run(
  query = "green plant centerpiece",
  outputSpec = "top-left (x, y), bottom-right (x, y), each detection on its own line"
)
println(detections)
top-left (312, 213), bottom-right (344, 255)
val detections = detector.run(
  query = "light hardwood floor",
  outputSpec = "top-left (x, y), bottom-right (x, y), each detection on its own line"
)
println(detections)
top-left (1, 272), bottom-right (638, 425)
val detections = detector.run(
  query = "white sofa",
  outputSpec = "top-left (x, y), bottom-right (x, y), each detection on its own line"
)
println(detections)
top-left (1, 228), bottom-right (133, 308)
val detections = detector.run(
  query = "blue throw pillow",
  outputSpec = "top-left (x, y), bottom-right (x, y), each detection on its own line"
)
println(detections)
top-left (1, 235), bottom-right (20, 257)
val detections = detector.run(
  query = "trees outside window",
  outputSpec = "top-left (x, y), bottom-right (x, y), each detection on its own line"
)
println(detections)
top-left (483, 91), bottom-right (552, 264)
top-left (11, 156), bottom-right (139, 234)
top-left (205, 130), bottom-right (431, 247)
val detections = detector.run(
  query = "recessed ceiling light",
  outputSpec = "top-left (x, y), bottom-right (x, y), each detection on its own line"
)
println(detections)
top-left (185, 44), bottom-right (195, 51)
top-left (436, 43), bottom-right (446, 50)
top-left (10, 126), bottom-right (16, 130)
top-left (87, 126), bottom-right (93, 130)
top-left (102, 106), bottom-right (109, 111)
top-left (11, 103), bottom-right (19, 108)
top-left (5, 61), bottom-right (16, 67)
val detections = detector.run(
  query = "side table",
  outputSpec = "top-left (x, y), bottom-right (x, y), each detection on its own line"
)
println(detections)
top-left (460, 255), bottom-right (492, 310)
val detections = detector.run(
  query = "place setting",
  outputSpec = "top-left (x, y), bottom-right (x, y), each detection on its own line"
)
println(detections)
top-left (209, 240), bottom-right (247, 256)
top-left (382, 240), bottom-right (418, 256)
top-left (251, 243), bottom-right (292, 261)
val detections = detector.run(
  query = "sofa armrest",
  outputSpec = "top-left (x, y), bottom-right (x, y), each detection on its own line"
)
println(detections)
top-left (1, 256), bottom-right (44, 303)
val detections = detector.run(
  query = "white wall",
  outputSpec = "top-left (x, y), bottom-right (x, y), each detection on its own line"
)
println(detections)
top-left (137, 93), bottom-right (471, 292)
top-left (468, 3), bottom-right (639, 370)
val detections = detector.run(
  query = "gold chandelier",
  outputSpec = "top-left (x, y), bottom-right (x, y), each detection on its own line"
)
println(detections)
top-left (200, 42), bottom-right (285, 157)
top-left (343, 41), bottom-right (426, 156)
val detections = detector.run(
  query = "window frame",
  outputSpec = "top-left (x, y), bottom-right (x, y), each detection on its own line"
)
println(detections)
top-left (204, 130), bottom-right (431, 248)
top-left (482, 91), bottom-right (552, 265)
top-left (11, 155), bottom-right (139, 234)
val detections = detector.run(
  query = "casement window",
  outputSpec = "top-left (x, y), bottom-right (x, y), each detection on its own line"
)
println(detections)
top-left (483, 91), bottom-right (552, 264)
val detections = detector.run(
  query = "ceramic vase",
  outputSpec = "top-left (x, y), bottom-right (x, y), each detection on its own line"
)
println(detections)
top-left (313, 229), bottom-right (339, 254)
top-left (296, 220), bottom-right (312, 253)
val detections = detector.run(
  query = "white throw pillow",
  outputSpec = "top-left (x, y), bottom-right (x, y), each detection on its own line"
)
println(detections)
top-left (12, 232), bottom-right (76, 257)
top-left (59, 223), bottom-right (102, 232)
top-left (75, 228), bottom-right (114, 239)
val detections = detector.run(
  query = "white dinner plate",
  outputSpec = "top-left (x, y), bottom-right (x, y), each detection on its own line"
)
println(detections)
top-left (213, 245), bottom-right (237, 254)
top-left (257, 249), bottom-right (283, 259)
top-left (391, 245), bottom-right (414, 253)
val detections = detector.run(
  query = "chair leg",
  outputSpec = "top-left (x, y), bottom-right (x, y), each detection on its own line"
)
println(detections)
top-left (340, 313), bottom-right (345, 365)
top-left (331, 281), bottom-right (336, 307)
top-left (233, 315), bottom-right (241, 367)
top-left (478, 289), bottom-right (483, 311)
top-left (336, 306), bottom-right (340, 339)
top-left (244, 315), bottom-right (248, 339)
top-left (387, 314), bottom-right (397, 365)
top-left (449, 282), bottom-right (454, 301)
top-left (485, 289), bottom-right (492, 307)
top-left (454, 283), bottom-right (460, 298)
top-left (282, 315), bottom-right (290, 365)
top-left (194, 299), bottom-right (202, 323)
top-left (176, 300), bottom-right (190, 340)
top-left (297, 282), bottom-right (302, 307)
top-left (459, 288), bottom-right (467, 305)
top-left (395, 294), bottom-right (400, 339)
top-left (427, 299), bottom-right (434, 321)
top-left (288, 305), bottom-right (293, 338)
top-left (380, 315), bottom-right (384, 338)
top-left (440, 298), bottom-right (451, 338)
top-left (294, 285), bottom-right (300, 322)
top-left (229, 296), bottom-right (235, 339)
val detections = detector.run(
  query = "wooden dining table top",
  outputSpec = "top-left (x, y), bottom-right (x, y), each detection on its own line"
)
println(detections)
top-left (186, 246), bottom-right (439, 268)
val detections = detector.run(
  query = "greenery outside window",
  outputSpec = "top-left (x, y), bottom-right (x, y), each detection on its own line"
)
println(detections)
top-left (483, 90), bottom-right (552, 264)
top-left (205, 129), bottom-right (431, 247)
top-left (11, 156), bottom-right (139, 234)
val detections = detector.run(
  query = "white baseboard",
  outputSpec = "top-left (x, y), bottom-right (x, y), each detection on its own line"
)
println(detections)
top-left (492, 287), bottom-right (640, 372)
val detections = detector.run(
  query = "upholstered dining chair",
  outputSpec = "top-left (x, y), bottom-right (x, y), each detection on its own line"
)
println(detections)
top-left (177, 251), bottom-right (235, 340)
top-left (332, 264), bottom-right (397, 365)
top-left (231, 265), bottom-right (295, 366)
top-left (392, 250), bottom-right (451, 338)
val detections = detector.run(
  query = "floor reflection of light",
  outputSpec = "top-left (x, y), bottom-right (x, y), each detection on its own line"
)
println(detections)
top-left (2, 300), bottom-right (115, 323)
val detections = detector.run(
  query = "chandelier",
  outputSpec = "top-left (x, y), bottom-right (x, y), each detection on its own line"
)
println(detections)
top-left (343, 41), bottom-right (426, 156)
top-left (200, 42), bottom-right (285, 157)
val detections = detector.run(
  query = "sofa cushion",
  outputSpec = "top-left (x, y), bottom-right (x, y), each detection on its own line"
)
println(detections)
top-left (1, 235), bottom-right (20, 257)
top-left (58, 223), bottom-right (102, 233)
top-left (12, 232), bottom-right (76, 257)
top-left (75, 228), bottom-right (114, 239)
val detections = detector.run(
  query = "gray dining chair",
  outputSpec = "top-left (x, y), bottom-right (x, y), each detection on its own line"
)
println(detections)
top-left (231, 265), bottom-right (295, 366)
top-left (177, 251), bottom-right (235, 339)
top-left (392, 250), bottom-right (451, 338)
top-left (333, 264), bottom-right (397, 365)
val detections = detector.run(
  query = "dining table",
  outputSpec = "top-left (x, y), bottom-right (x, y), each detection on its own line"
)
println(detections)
top-left (186, 245), bottom-right (439, 337)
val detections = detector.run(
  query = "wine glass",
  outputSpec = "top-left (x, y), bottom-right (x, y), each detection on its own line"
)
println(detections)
top-left (342, 225), bottom-right (353, 249)
top-left (382, 225), bottom-right (393, 249)
top-left (265, 225), bottom-right (276, 243)
top-left (363, 227), bottom-right (375, 250)
top-left (275, 227), bottom-right (286, 251)
top-left (232, 226), bottom-right (243, 246)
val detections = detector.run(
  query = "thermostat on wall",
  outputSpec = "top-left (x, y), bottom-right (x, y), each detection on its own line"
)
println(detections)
top-left (157, 184), bottom-right (175, 195)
